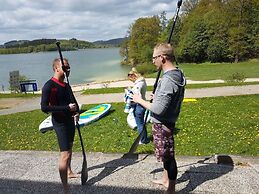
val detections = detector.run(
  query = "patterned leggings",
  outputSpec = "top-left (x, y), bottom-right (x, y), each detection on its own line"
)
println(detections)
top-left (152, 123), bottom-right (177, 180)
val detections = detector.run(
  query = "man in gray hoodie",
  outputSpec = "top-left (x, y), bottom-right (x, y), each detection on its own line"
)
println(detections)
top-left (133, 43), bottom-right (185, 194)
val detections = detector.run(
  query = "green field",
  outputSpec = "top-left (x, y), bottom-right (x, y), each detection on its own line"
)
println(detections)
top-left (147, 59), bottom-right (259, 81)
top-left (0, 93), bottom-right (40, 99)
top-left (81, 82), bottom-right (259, 95)
top-left (0, 95), bottom-right (258, 156)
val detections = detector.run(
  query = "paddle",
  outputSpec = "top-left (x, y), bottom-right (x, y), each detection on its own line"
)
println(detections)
top-left (56, 42), bottom-right (88, 185)
top-left (127, 0), bottom-right (183, 154)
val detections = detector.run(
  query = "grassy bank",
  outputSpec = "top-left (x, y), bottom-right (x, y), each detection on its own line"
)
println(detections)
top-left (0, 93), bottom-right (40, 98)
top-left (0, 95), bottom-right (258, 156)
top-left (82, 82), bottom-right (259, 95)
top-left (147, 59), bottom-right (259, 80)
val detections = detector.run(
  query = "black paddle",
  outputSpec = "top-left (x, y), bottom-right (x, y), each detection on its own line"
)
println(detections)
top-left (56, 41), bottom-right (88, 185)
top-left (127, 0), bottom-right (183, 154)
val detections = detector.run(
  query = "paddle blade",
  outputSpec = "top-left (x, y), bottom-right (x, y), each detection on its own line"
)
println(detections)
top-left (127, 130), bottom-right (143, 154)
top-left (81, 158), bottom-right (88, 185)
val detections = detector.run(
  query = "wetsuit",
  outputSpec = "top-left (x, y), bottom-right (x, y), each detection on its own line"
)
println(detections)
top-left (41, 77), bottom-right (79, 151)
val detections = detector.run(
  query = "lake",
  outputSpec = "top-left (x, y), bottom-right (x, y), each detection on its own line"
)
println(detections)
top-left (0, 48), bottom-right (130, 89)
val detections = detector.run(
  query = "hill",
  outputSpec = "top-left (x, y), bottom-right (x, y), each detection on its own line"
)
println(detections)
top-left (4, 40), bottom-right (30, 48)
top-left (0, 37), bottom-right (127, 54)
top-left (93, 37), bottom-right (127, 47)
top-left (0, 38), bottom-right (96, 54)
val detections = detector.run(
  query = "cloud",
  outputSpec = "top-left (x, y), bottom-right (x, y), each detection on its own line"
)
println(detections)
top-left (0, 0), bottom-right (179, 44)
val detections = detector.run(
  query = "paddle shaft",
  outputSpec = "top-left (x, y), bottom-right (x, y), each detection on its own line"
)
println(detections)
top-left (56, 42), bottom-right (88, 184)
top-left (127, 0), bottom-right (182, 154)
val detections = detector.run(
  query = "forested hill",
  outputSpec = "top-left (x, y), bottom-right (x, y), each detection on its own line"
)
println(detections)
top-left (93, 38), bottom-right (127, 47)
top-left (0, 38), bottom-right (102, 54)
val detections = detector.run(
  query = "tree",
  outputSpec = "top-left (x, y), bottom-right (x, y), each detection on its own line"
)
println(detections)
top-left (120, 0), bottom-right (258, 64)
top-left (182, 0), bottom-right (199, 14)
top-left (225, 0), bottom-right (259, 62)
top-left (176, 0), bottom-right (213, 63)
top-left (119, 38), bottom-right (129, 65)
top-left (127, 16), bottom-right (161, 65)
top-left (203, 0), bottom-right (230, 62)
top-left (159, 11), bottom-right (168, 31)
top-left (176, 0), bottom-right (258, 63)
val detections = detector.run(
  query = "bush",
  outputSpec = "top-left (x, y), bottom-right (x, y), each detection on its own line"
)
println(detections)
top-left (136, 63), bottom-right (156, 75)
top-left (225, 72), bottom-right (246, 83)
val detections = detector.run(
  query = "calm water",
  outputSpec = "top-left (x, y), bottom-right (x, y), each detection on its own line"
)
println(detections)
top-left (0, 48), bottom-right (130, 89)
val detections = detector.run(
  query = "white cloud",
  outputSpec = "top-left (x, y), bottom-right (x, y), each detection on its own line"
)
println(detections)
top-left (0, 0), bottom-right (179, 44)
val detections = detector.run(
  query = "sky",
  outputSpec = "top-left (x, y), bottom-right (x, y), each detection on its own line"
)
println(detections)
top-left (0, 0), bottom-right (179, 45)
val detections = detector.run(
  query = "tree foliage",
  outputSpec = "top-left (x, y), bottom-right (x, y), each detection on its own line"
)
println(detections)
top-left (121, 0), bottom-right (259, 65)
top-left (129, 16), bottom-right (161, 65)
top-left (176, 0), bottom-right (259, 63)
top-left (121, 16), bottom-right (161, 66)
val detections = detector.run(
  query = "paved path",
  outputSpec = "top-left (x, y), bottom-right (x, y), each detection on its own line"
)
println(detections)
top-left (0, 84), bottom-right (259, 115)
top-left (0, 151), bottom-right (258, 194)
top-left (76, 84), bottom-right (259, 105)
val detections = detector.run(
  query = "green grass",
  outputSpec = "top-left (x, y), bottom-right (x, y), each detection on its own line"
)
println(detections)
top-left (82, 82), bottom-right (259, 95)
top-left (185, 82), bottom-right (259, 89)
top-left (0, 83), bottom-right (258, 98)
top-left (0, 93), bottom-right (40, 98)
top-left (147, 59), bottom-right (259, 81)
top-left (0, 95), bottom-right (258, 156)
top-left (82, 87), bottom-right (127, 95)
top-left (181, 60), bottom-right (259, 81)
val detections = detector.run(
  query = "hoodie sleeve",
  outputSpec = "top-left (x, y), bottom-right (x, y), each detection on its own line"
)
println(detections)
top-left (150, 77), bottom-right (178, 116)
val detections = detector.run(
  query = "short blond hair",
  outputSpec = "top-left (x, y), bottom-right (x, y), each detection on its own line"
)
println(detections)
top-left (52, 58), bottom-right (68, 71)
top-left (154, 43), bottom-right (174, 61)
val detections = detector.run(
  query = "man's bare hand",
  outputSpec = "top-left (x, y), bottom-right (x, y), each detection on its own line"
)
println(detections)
top-left (150, 93), bottom-right (154, 100)
top-left (68, 103), bottom-right (77, 112)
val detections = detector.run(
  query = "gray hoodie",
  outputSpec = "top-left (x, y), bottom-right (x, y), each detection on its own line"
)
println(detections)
top-left (150, 68), bottom-right (186, 124)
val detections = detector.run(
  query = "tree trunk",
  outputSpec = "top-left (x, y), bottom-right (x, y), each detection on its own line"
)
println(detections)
top-left (234, 54), bottom-right (239, 63)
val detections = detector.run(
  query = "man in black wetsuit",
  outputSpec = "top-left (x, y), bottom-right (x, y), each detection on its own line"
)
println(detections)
top-left (41, 58), bottom-right (79, 194)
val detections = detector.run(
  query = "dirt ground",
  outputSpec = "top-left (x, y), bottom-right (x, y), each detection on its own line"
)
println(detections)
top-left (0, 98), bottom-right (29, 109)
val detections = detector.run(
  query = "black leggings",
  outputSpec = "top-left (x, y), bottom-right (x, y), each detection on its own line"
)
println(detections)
top-left (163, 157), bottom-right (178, 180)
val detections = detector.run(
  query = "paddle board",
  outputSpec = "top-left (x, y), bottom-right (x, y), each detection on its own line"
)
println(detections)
top-left (39, 103), bottom-right (111, 133)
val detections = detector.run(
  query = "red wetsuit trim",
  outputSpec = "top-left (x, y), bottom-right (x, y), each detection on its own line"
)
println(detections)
top-left (51, 77), bottom-right (65, 87)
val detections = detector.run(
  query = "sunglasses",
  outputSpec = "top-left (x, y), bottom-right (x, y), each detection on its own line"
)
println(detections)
top-left (152, 55), bottom-right (161, 60)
